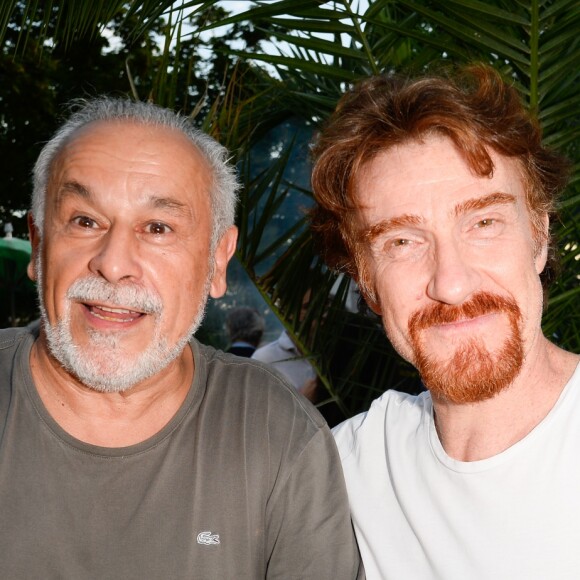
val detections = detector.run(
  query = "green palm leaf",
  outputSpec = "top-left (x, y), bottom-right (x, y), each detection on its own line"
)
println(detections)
top-left (4, 0), bottom-right (579, 421)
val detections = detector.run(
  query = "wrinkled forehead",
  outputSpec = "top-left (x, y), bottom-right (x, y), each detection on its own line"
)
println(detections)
top-left (47, 119), bottom-right (214, 207)
top-left (54, 119), bottom-right (210, 172)
top-left (352, 135), bottom-right (528, 212)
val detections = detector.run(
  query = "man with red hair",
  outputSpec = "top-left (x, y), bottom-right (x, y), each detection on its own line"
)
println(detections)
top-left (311, 65), bottom-right (580, 579)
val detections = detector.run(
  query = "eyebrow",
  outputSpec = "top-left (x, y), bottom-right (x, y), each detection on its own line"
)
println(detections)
top-left (55, 180), bottom-right (92, 212)
top-left (453, 192), bottom-right (516, 218)
top-left (55, 181), bottom-right (190, 218)
top-left (149, 195), bottom-right (190, 217)
top-left (362, 192), bottom-right (517, 244)
top-left (363, 214), bottom-right (423, 244)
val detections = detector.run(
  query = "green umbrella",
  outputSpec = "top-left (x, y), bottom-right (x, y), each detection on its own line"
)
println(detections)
top-left (0, 235), bottom-right (37, 326)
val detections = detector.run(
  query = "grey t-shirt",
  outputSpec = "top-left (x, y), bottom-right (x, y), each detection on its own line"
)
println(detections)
top-left (0, 327), bottom-right (362, 579)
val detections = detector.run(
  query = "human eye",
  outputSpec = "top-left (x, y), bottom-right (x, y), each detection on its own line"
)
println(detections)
top-left (72, 215), bottom-right (98, 229)
top-left (469, 214), bottom-right (507, 239)
top-left (367, 220), bottom-right (425, 262)
top-left (145, 222), bottom-right (172, 235)
top-left (474, 217), bottom-right (496, 229)
top-left (392, 238), bottom-right (413, 247)
top-left (379, 235), bottom-right (423, 261)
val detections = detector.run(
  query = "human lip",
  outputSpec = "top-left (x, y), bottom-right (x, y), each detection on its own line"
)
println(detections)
top-left (83, 302), bottom-right (146, 323)
top-left (431, 312), bottom-right (498, 331)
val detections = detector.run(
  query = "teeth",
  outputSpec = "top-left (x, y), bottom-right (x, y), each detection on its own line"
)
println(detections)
top-left (91, 310), bottom-right (137, 323)
top-left (99, 306), bottom-right (134, 314)
top-left (89, 304), bottom-right (140, 323)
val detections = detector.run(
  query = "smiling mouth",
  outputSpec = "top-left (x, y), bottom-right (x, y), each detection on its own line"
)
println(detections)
top-left (437, 313), bottom-right (495, 326)
top-left (86, 304), bottom-right (145, 323)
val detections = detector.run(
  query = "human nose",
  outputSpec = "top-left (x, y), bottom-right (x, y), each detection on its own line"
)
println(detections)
top-left (426, 238), bottom-right (481, 305)
top-left (88, 226), bottom-right (142, 284)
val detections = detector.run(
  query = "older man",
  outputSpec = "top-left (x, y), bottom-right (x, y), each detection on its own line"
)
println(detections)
top-left (0, 98), bottom-right (362, 579)
top-left (311, 65), bottom-right (580, 579)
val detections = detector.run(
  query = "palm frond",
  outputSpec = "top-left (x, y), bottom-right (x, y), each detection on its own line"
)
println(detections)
top-left (5, 0), bottom-right (579, 420)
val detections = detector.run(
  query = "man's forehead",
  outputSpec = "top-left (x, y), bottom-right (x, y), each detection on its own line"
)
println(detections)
top-left (53, 118), bottom-right (210, 170)
top-left (43, 119), bottom-right (214, 224)
top-left (353, 136), bottom-right (526, 216)
top-left (48, 119), bottom-right (211, 188)
top-left (53, 179), bottom-right (192, 216)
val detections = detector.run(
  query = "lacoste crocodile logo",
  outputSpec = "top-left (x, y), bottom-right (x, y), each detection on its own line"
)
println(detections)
top-left (197, 531), bottom-right (220, 545)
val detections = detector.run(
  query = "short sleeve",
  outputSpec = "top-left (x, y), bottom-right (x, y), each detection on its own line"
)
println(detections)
top-left (265, 425), bottom-right (364, 579)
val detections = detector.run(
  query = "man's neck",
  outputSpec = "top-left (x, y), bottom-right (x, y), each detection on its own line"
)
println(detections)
top-left (431, 338), bottom-right (580, 462)
top-left (29, 336), bottom-right (194, 448)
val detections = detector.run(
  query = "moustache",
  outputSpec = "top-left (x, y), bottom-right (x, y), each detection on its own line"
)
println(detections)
top-left (409, 291), bottom-right (521, 332)
top-left (66, 276), bottom-right (163, 315)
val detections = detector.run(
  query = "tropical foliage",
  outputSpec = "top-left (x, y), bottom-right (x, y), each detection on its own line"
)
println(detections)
top-left (2, 1), bottom-right (579, 422)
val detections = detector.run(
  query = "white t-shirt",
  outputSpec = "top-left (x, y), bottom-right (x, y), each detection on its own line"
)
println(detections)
top-left (333, 363), bottom-right (580, 580)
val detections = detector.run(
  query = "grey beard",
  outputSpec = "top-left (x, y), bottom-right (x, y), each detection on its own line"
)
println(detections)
top-left (35, 257), bottom-right (211, 393)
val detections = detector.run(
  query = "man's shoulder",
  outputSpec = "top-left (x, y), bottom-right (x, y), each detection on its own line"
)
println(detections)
top-left (0, 327), bottom-right (36, 418)
top-left (194, 339), bottom-right (327, 430)
top-left (333, 388), bottom-right (430, 460)
top-left (0, 326), bottom-right (35, 361)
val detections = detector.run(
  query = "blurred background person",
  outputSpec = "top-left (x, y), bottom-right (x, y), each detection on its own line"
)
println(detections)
top-left (225, 306), bottom-right (265, 357)
top-left (252, 329), bottom-right (316, 395)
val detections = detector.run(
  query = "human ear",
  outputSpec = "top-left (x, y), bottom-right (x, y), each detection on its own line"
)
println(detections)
top-left (26, 212), bottom-right (41, 282)
top-left (209, 226), bottom-right (238, 298)
top-left (534, 213), bottom-right (549, 274)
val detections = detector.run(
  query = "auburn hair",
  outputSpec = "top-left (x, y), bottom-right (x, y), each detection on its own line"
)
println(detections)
top-left (310, 64), bottom-right (570, 303)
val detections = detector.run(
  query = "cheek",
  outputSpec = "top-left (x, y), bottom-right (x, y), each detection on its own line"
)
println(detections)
top-left (519, 265), bottom-right (545, 330)
top-left (38, 247), bottom-right (71, 302)
top-left (169, 268), bottom-right (209, 314)
top-left (375, 265), bottom-right (423, 320)
top-left (377, 292), bottom-right (414, 348)
top-left (373, 268), bottom-right (430, 363)
top-left (380, 310), bottom-right (417, 364)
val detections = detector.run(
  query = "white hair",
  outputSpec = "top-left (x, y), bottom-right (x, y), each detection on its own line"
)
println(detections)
top-left (32, 97), bottom-right (239, 249)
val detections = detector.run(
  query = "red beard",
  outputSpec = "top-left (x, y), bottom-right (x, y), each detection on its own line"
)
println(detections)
top-left (408, 292), bottom-right (523, 404)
